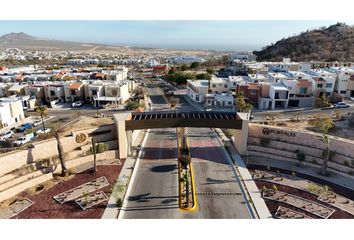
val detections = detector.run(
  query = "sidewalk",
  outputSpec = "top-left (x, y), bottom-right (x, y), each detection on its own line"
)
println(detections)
top-left (214, 128), bottom-right (273, 219)
top-left (101, 129), bottom-right (147, 219)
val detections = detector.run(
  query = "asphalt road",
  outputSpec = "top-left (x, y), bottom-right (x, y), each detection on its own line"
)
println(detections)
top-left (120, 80), bottom-right (252, 218)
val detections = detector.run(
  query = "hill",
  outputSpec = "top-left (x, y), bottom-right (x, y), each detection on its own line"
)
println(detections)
top-left (254, 23), bottom-right (354, 62)
top-left (0, 32), bottom-right (109, 51)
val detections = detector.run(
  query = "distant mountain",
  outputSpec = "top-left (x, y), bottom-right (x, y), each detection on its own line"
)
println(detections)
top-left (254, 23), bottom-right (354, 62)
top-left (0, 32), bottom-right (111, 51)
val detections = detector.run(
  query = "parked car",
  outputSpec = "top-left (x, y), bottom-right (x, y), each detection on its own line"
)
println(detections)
top-left (0, 130), bottom-right (14, 141)
top-left (36, 128), bottom-right (51, 135)
top-left (72, 101), bottom-right (83, 108)
top-left (32, 119), bottom-right (43, 127)
top-left (17, 123), bottom-right (33, 132)
top-left (13, 133), bottom-right (34, 146)
top-left (334, 102), bottom-right (350, 108)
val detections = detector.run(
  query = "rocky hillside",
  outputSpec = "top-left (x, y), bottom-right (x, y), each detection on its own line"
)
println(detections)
top-left (254, 23), bottom-right (354, 62)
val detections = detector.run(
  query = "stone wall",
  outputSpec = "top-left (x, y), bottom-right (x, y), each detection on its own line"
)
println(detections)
top-left (247, 123), bottom-right (354, 177)
top-left (0, 124), bottom-right (118, 203)
top-left (0, 124), bottom-right (116, 176)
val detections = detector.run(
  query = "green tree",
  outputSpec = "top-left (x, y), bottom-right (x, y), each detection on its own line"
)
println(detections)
top-left (190, 62), bottom-right (200, 69)
top-left (236, 92), bottom-right (253, 113)
top-left (308, 114), bottom-right (334, 133)
top-left (196, 73), bottom-right (211, 80)
top-left (318, 134), bottom-right (330, 176)
top-left (180, 64), bottom-right (188, 71)
top-left (206, 67), bottom-right (214, 74)
top-left (35, 106), bottom-right (48, 132)
top-left (315, 95), bottom-right (331, 108)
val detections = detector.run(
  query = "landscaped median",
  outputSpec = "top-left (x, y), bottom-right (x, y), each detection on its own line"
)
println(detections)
top-left (176, 128), bottom-right (197, 212)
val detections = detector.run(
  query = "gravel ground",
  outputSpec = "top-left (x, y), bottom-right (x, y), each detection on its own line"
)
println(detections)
top-left (13, 164), bottom-right (124, 219)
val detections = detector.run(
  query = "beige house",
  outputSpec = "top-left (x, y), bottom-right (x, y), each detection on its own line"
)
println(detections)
top-left (84, 83), bottom-right (104, 103)
top-left (44, 85), bottom-right (65, 103)
top-left (104, 83), bottom-right (130, 103)
top-left (64, 83), bottom-right (84, 102)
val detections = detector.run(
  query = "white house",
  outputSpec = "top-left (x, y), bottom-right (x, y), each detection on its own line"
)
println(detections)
top-left (0, 97), bottom-right (25, 126)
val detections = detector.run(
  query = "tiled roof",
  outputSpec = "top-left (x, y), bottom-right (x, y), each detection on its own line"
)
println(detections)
top-left (297, 80), bottom-right (311, 87)
top-left (68, 83), bottom-right (83, 90)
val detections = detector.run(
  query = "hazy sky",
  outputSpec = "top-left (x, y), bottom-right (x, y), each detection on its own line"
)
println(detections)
top-left (0, 20), bottom-right (353, 51)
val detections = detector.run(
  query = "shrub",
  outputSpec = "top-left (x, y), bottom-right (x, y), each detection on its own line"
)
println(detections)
top-left (116, 198), bottom-right (123, 208)
top-left (296, 151), bottom-right (306, 161)
top-left (260, 137), bottom-right (271, 146)
top-left (90, 143), bottom-right (109, 154)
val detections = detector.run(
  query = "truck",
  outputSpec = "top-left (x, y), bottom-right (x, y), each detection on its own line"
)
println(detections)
top-left (13, 132), bottom-right (34, 146)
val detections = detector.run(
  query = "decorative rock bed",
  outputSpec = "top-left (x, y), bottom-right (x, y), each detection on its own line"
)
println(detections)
top-left (75, 191), bottom-right (108, 210)
top-left (0, 198), bottom-right (34, 219)
top-left (253, 170), bottom-right (354, 216)
top-left (263, 190), bottom-right (335, 218)
top-left (53, 176), bottom-right (109, 204)
top-left (274, 206), bottom-right (313, 219)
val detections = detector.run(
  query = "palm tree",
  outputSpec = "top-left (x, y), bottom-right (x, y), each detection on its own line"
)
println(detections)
top-left (53, 131), bottom-right (67, 176)
top-left (319, 134), bottom-right (330, 176)
top-left (35, 105), bottom-right (48, 131)
top-left (169, 97), bottom-right (179, 111)
top-left (91, 137), bottom-right (97, 173)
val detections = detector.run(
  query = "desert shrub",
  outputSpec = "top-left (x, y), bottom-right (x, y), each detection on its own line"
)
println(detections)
top-left (116, 198), bottom-right (123, 208)
top-left (296, 151), bottom-right (306, 161)
top-left (260, 137), bottom-right (271, 146)
top-left (90, 142), bottom-right (109, 154)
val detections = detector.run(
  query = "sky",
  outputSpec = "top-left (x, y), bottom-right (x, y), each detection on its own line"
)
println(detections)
top-left (0, 20), bottom-right (354, 51)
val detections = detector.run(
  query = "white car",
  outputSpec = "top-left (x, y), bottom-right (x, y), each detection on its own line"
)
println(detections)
top-left (13, 137), bottom-right (30, 146)
top-left (334, 102), bottom-right (350, 108)
top-left (36, 128), bottom-right (51, 135)
top-left (71, 101), bottom-right (82, 108)
top-left (32, 119), bottom-right (43, 127)
top-left (0, 130), bottom-right (14, 141)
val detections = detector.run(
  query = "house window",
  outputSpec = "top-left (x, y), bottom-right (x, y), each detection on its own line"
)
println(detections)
top-left (250, 90), bottom-right (257, 95)
top-left (340, 90), bottom-right (347, 94)
top-left (317, 84), bottom-right (323, 88)
top-left (326, 83), bottom-right (333, 88)
top-left (70, 90), bottom-right (76, 95)
top-left (228, 101), bottom-right (232, 105)
top-left (212, 84), bottom-right (216, 88)
top-left (91, 89), bottom-right (98, 96)
top-left (196, 95), bottom-right (200, 101)
top-left (50, 90), bottom-right (55, 96)
top-left (224, 84), bottom-right (228, 88)
top-left (299, 87), bottom-right (307, 94)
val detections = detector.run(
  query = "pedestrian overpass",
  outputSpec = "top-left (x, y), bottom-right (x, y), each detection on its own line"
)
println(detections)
top-left (114, 111), bottom-right (250, 159)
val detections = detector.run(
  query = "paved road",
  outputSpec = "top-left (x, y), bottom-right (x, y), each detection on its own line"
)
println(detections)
top-left (120, 80), bottom-right (252, 218)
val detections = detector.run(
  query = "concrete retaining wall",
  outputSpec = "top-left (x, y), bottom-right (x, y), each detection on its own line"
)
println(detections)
top-left (247, 124), bottom-right (354, 176)
top-left (0, 125), bottom-right (117, 176)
